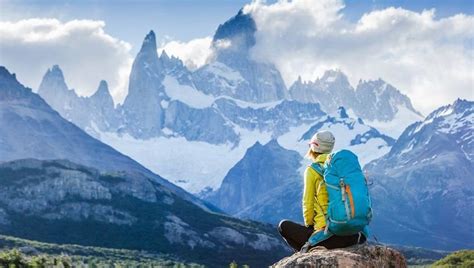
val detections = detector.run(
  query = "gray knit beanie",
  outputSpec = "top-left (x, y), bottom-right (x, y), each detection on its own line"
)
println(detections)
top-left (309, 130), bottom-right (335, 153)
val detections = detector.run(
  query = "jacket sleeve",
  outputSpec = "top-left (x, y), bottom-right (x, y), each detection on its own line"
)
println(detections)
top-left (302, 167), bottom-right (315, 227)
top-left (314, 173), bottom-right (328, 230)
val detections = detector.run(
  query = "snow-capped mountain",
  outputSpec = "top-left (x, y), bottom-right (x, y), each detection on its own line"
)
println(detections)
top-left (38, 65), bottom-right (117, 137)
top-left (34, 10), bottom-right (423, 194)
top-left (353, 79), bottom-right (423, 137)
top-left (204, 108), bottom-right (396, 224)
top-left (366, 99), bottom-right (474, 250)
top-left (36, 42), bottom-right (397, 194)
top-left (193, 9), bottom-right (287, 103)
top-left (0, 66), bottom-right (290, 267)
top-left (353, 79), bottom-right (420, 122)
top-left (35, 30), bottom-right (328, 193)
top-left (278, 107), bottom-right (395, 165)
top-left (37, 65), bottom-right (86, 127)
top-left (289, 70), bottom-right (356, 115)
top-left (289, 70), bottom-right (423, 137)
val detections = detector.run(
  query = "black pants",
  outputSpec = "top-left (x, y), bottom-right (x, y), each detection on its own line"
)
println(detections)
top-left (277, 219), bottom-right (366, 252)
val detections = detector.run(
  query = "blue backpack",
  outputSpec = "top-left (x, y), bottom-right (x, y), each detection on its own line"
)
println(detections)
top-left (308, 149), bottom-right (372, 245)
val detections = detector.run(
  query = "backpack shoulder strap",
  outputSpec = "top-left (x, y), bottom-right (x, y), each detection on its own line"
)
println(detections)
top-left (310, 162), bottom-right (324, 176)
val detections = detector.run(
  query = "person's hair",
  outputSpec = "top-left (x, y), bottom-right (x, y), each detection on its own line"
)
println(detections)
top-left (305, 148), bottom-right (321, 162)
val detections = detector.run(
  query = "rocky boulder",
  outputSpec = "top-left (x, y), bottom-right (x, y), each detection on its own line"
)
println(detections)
top-left (271, 245), bottom-right (406, 268)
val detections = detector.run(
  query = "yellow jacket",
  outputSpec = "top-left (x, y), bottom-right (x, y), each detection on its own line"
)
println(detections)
top-left (302, 153), bottom-right (329, 230)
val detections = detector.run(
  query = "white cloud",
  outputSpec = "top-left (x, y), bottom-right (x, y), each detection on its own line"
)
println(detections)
top-left (2, 2), bottom-right (472, 114)
top-left (0, 18), bottom-right (133, 104)
top-left (243, 0), bottom-right (474, 114)
top-left (158, 37), bottom-right (213, 70)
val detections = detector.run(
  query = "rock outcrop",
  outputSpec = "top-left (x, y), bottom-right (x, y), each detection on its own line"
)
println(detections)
top-left (271, 245), bottom-right (407, 268)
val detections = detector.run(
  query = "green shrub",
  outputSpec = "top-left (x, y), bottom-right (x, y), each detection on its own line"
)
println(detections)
top-left (0, 249), bottom-right (25, 267)
top-left (432, 250), bottom-right (474, 268)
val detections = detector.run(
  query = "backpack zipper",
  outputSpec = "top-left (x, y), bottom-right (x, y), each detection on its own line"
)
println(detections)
top-left (346, 185), bottom-right (355, 218)
top-left (340, 179), bottom-right (352, 221)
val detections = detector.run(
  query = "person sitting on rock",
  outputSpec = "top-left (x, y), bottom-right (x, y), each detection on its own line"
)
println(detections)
top-left (277, 130), bottom-right (366, 252)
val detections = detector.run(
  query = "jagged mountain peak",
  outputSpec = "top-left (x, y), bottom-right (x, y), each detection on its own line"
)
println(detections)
top-left (140, 30), bottom-right (157, 54)
top-left (212, 8), bottom-right (256, 49)
top-left (121, 30), bottom-right (168, 139)
top-left (37, 65), bottom-right (119, 137)
top-left (319, 69), bottom-right (349, 84)
top-left (357, 78), bottom-right (401, 98)
top-left (265, 138), bottom-right (281, 148)
top-left (247, 139), bottom-right (284, 153)
top-left (381, 99), bottom-right (473, 163)
top-left (289, 69), bottom-right (422, 130)
top-left (160, 49), bottom-right (170, 60)
top-left (160, 50), bottom-right (186, 71)
top-left (98, 79), bottom-right (108, 90)
top-left (44, 64), bottom-right (65, 81)
top-left (352, 78), bottom-right (422, 125)
top-left (47, 64), bottom-right (64, 78)
top-left (356, 78), bottom-right (408, 100)
top-left (357, 77), bottom-right (384, 86)
top-left (290, 69), bottom-right (350, 88)
top-left (296, 75), bottom-right (303, 84)
top-left (90, 80), bottom-right (113, 101)
top-left (452, 98), bottom-right (472, 108)
top-left (38, 65), bottom-right (69, 93)
top-left (249, 140), bottom-right (263, 149)
top-left (426, 98), bottom-right (472, 121)
top-left (195, 9), bottom-right (287, 103)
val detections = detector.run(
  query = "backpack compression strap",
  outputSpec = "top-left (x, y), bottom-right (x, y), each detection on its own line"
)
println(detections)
top-left (310, 163), bottom-right (324, 176)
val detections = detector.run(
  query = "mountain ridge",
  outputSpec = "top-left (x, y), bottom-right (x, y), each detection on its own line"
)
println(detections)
top-left (365, 98), bottom-right (474, 250)
top-left (34, 10), bottom-right (423, 195)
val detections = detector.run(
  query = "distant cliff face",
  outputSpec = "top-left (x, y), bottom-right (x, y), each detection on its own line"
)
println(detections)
top-left (205, 140), bottom-right (302, 218)
top-left (271, 245), bottom-right (407, 268)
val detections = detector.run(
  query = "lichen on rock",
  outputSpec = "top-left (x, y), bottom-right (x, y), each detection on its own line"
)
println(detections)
top-left (271, 244), bottom-right (406, 268)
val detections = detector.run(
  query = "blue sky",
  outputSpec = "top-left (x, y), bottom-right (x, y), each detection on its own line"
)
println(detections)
top-left (2, 0), bottom-right (473, 54)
